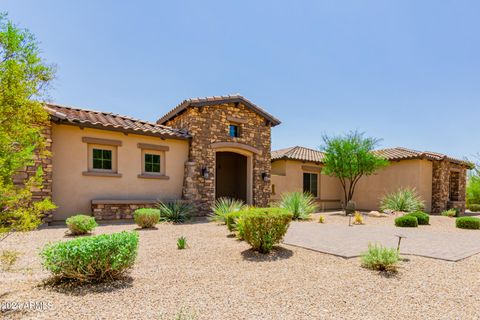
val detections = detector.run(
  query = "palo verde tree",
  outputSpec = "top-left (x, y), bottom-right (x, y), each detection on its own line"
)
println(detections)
top-left (0, 13), bottom-right (56, 233)
top-left (321, 131), bottom-right (389, 210)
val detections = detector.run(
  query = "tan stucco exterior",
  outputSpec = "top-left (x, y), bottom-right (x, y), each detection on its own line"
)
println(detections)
top-left (271, 159), bottom-right (343, 210)
top-left (352, 159), bottom-right (433, 212)
top-left (271, 158), bottom-right (433, 212)
top-left (51, 123), bottom-right (189, 220)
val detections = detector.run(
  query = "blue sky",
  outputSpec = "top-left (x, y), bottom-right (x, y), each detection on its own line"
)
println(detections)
top-left (4, 1), bottom-right (479, 159)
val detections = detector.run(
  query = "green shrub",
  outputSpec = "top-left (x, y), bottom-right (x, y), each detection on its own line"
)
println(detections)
top-left (41, 231), bottom-right (139, 282)
top-left (361, 243), bottom-right (400, 272)
top-left (468, 204), bottom-right (480, 212)
top-left (394, 215), bottom-right (418, 227)
top-left (225, 211), bottom-right (243, 232)
top-left (278, 192), bottom-right (317, 220)
top-left (65, 214), bottom-right (98, 235)
top-left (441, 209), bottom-right (457, 217)
top-left (345, 200), bottom-right (356, 215)
top-left (158, 201), bottom-right (194, 223)
top-left (210, 197), bottom-right (245, 223)
top-left (456, 217), bottom-right (480, 230)
top-left (467, 175), bottom-right (480, 206)
top-left (177, 236), bottom-right (187, 250)
top-left (1, 250), bottom-right (21, 271)
top-left (133, 208), bottom-right (160, 228)
top-left (406, 211), bottom-right (429, 225)
top-left (236, 208), bottom-right (293, 253)
top-left (380, 187), bottom-right (425, 212)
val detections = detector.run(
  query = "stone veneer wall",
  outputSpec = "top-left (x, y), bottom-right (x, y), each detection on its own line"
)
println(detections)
top-left (165, 103), bottom-right (272, 214)
top-left (431, 160), bottom-right (467, 214)
top-left (91, 200), bottom-right (157, 220)
top-left (13, 122), bottom-right (54, 222)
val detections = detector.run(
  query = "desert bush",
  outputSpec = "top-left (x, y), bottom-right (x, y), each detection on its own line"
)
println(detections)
top-left (177, 236), bottom-right (187, 250)
top-left (41, 231), bottom-right (139, 282)
top-left (318, 215), bottom-right (325, 223)
top-left (278, 192), bottom-right (317, 220)
top-left (236, 208), bottom-right (292, 253)
top-left (467, 175), bottom-right (480, 206)
top-left (345, 200), bottom-right (356, 215)
top-left (210, 197), bottom-right (244, 223)
top-left (66, 214), bottom-right (98, 235)
top-left (468, 204), bottom-right (480, 212)
top-left (225, 211), bottom-right (243, 232)
top-left (133, 208), bottom-right (160, 228)
top-left (380, 187), bottom-right (424, 212)
top-left (394, 215), bottom-right (418, 227)
top-left (1, 250), bottom-right (21, 271)
top-left (441, 209), bottom-right (457, 217)
top-left (353, 211), bottom-right (364, 225)
top-left (406, 211), bottom-right (429, 225)
top-left (158, 201), bottom-right (194, 223)
top-left (456, 217), bottom-right (480, 230)
top-left (361, 243), bottom-right (400, 272)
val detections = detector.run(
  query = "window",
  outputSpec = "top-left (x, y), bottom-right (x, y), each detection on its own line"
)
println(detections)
top-left (144, 153), bottom-right (161, 173)
top-left (229, 124), bottom-right (240, 138)
top-left (303, 173), bottom-right (318, 197)
top-left (92, 148), bottom-right (113, 170)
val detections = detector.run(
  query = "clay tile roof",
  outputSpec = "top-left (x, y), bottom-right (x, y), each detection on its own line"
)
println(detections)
top-left (271, 146), bottom-right (325, 163)
top-left (44, 103), bottom-right (190, 140)
top-left (157, 94), bottom-right (281, 126)
top-left (272, 146), bottom-right (472, 168)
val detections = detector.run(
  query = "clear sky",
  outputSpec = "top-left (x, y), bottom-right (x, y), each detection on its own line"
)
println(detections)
top-left (3, 1), bottom-right (479, 159)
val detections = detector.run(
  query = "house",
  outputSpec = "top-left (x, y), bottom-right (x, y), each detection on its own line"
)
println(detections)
top-left (20, 95), bottom-right (470, 222)
top-left (271, 146), bottom-right (472, 213)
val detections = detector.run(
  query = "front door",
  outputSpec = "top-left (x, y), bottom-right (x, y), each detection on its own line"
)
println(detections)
top-left (215, 152), bottom-right (247, 202)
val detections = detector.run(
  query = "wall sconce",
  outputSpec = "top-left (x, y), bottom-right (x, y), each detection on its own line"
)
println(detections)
top-left (262, 172), bottom-right (269, 182)
top-left (201, 167), bottom-right (209, 179)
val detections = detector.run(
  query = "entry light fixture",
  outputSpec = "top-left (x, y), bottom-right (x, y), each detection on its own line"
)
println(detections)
top-left (262, 172), bottom-right (269, 182)
top-left (201, 167), bottom-right (209, 179)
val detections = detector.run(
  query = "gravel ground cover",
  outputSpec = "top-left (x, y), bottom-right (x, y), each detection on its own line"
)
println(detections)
top-left (1, 217), bottom-right (479, 320)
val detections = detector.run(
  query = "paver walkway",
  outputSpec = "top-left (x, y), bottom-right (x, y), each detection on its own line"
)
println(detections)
top-left (284, 222), bottom-right (480, 261)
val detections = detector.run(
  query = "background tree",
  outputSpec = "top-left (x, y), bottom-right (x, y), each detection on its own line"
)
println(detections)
top-left (321, 131), bottom-right (389, 210)
top-left (0, 13), bottom-right (56, 233)
top-left (466, 153), bottom-right (480, 206)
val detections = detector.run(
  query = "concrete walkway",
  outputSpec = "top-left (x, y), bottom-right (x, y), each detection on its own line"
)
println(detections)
top-left (284, 222), bottom-right (480, 261)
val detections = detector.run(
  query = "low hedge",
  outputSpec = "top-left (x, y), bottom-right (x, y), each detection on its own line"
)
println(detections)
top-left (225, 211), bottom-right (243, 232)
top-left (394, 215), bottom-right (418, 228)
top-left (134, 208), bottom-right (160, 228)
top-left (236, 208), bottom-right (293, 253)
top-left (468, 204), bottom-right (480, 212)
top-left (406, 211), bottom-right (429, 225)
top-left (66, 214), bottom-right (97, 235)
top-left (41, 231), bottom-right (139, 282)
top-left (456, 217), bottom-right (480, 230)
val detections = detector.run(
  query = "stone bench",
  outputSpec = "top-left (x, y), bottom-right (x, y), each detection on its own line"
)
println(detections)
top-left (91, 199), bottom-right (158, 220)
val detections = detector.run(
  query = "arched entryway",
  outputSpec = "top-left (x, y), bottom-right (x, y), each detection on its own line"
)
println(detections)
top-left (215, 152), bottom-right (247, 203)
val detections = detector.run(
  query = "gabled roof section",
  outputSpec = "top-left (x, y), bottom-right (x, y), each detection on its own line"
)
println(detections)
top-left (157, 94), bottom-right (281, 126)
top-left (272, 146), bottom-right (325, 163)
top-left (45, 103), bottom-right (190, 140)
top-left (272, 146), bottom-right (473, 168)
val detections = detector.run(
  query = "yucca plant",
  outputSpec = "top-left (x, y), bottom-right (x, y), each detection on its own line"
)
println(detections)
top-left (177, 236), bottom-right (187, 250)
top-left (278, 192), bottom-right (318, 220)
top-left (157, 201), bottom-right (195, 223)
top-left (380, 187), bottom-right (424, 212)
top-left (210, 197), bottom-right (245, 224)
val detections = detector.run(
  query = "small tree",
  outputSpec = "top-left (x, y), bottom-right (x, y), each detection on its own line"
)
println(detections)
top-left (467, 153), bottom-right (480, 205)
top-left (321, 131), bottom-right (388, 208)
top-left (0, 13), bottom-right (56, 233)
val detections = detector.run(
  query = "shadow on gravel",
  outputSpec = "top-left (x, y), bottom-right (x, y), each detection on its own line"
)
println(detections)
top-left (241, 246), bottom-right (293, 262)
top-left (40, 275), bottom-right (134, 296)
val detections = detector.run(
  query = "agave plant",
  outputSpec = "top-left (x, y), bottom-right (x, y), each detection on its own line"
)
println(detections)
top-left (278, 192), bottom-right (318, 220)
top-left (380, 187), bottom-right (424, 213)
top-left (210, 197), bottom-right (245, 223)
top-left (157, 201), bottom-right (195, 223)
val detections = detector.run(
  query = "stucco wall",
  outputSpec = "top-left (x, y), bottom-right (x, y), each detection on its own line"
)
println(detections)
top-left (352, 159), bottom-right (433, 212)
top-left (271, 159), bottom-right (343, 209)
top-left (51, 124), bottom-right (189, 220)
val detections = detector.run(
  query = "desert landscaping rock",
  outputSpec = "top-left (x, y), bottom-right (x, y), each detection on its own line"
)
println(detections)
top-left (1, 216), bottom-right (480, 319)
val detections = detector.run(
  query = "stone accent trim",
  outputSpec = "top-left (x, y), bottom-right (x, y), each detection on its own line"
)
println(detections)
top-left (431, 160), bottom-right (467, 214)
top-left (92, 200), bottom-right (157, 220)
top-left (82, 136), bottom-right (122, 146)
top-left (137, 143), bottom-right (170, 151)
top-left (211, 142), bottom-right (262, 155)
